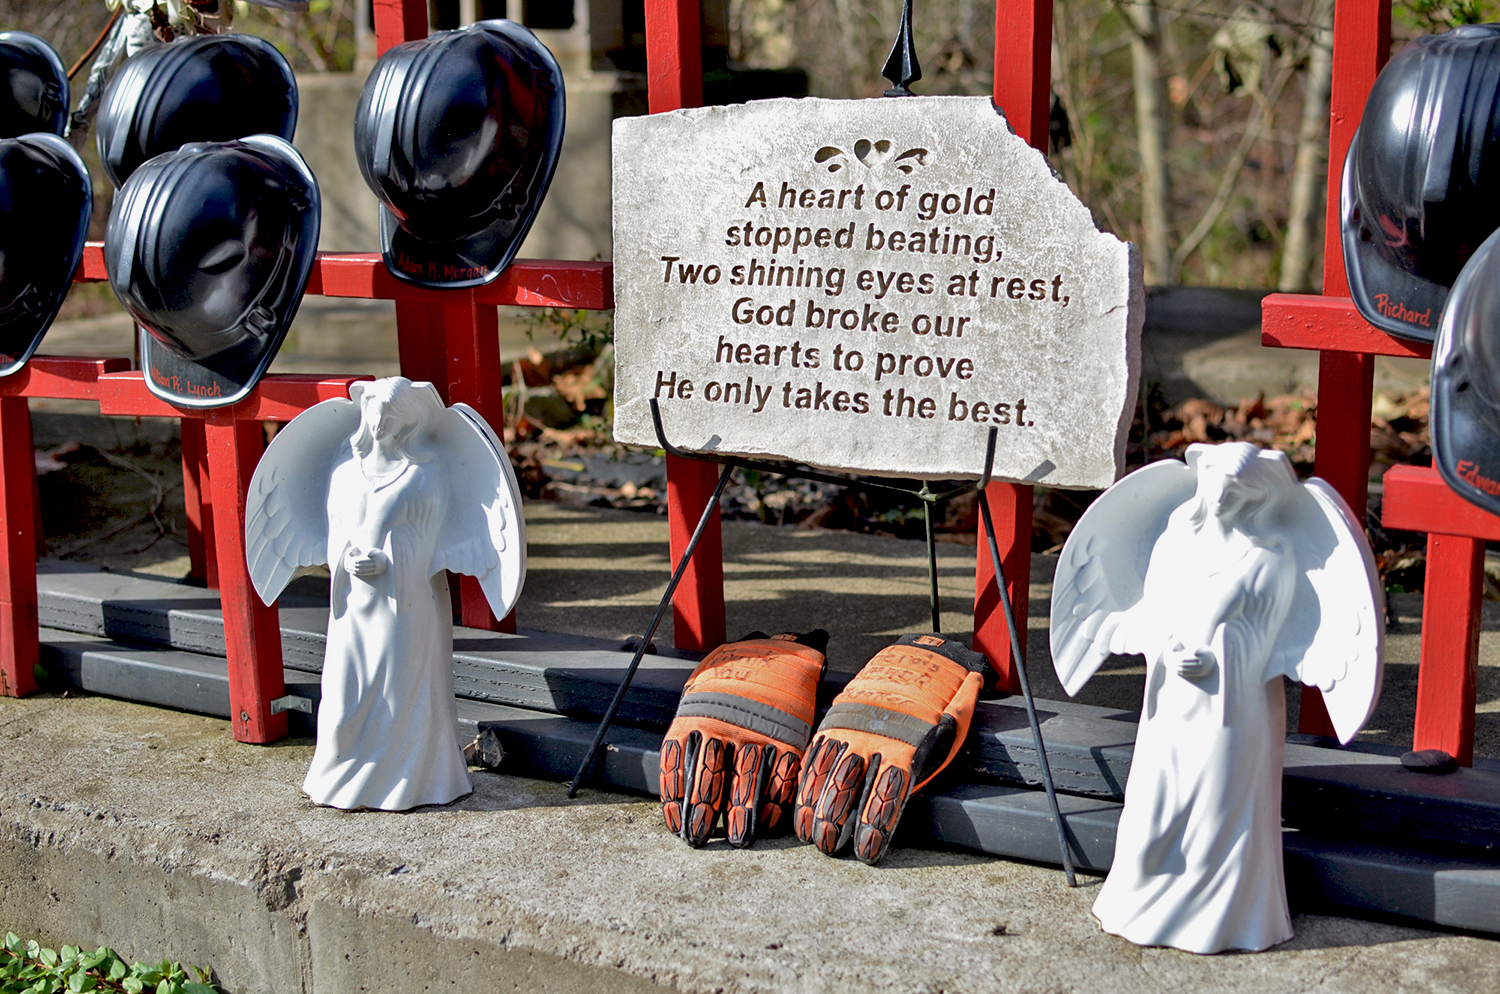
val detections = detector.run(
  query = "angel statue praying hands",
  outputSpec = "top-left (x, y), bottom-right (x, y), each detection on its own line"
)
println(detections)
top-left (1051, 442), bottom-right (1383, 954)
top-left (245, 377), bottom-right (526, 811)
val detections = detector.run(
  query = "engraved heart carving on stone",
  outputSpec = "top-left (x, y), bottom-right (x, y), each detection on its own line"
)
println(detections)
top-left (814, 141), bottom-right (929, 174)
top-left (854, 138), bottom-right (892, 165)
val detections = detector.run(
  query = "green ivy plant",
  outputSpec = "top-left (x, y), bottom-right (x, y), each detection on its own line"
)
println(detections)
top-left (1, 934), bottom-right (219, 994)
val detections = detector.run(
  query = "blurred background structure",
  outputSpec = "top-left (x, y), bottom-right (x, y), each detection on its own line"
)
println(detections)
top-left (13, 0), bottom-right (1496, 287)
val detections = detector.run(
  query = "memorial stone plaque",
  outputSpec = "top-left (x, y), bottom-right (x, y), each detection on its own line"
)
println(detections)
top-left (612, 96), bottom-right (1143, 487)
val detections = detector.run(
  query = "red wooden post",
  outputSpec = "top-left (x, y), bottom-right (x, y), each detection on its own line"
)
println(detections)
top-left (180, 419), bottom-right (218, 587)
top-left (644, 0), bottom-right (723, 653)
top-left (973, 0), bottom-right (1050, 691)
top-left (665, 454), bottom-right (726, 653)
top-left (439, 291), bottom-right (515, 632)
top-left (1378, 463), bottom-right (1492, 765)
top-left (203, 411), bottom-right (288, 743)
top-left (372, 0), bottom-right (427, 56)
top-left (1414, 533), bottom-right (1482, 766)
top-left (974, 481), bottom-right (1033, 692)
top-left (1297, 0), bottom-right (1391, 737)
top-left (645, 0), bottom-right (703, 113)
top-left (396, 300), bottom-right (446, 387)
top-left (0, 397), bottom-right (38, 697)
top-left (993, 0), bottom-right (1053, 149)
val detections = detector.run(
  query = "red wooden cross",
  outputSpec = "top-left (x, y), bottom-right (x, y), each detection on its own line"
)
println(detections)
top-left (1261, 0), bottom-right (1490, 764)
top-left (0, 0), bottom-right (614, 751)
top-left (644, 0), bottom-right (1048, 681)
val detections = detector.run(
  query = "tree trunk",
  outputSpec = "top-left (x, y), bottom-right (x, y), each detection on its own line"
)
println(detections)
top-left (1125, 0), bottom-right (1172, 285)
top-left (1278, 0), bottom-right (1333, 293)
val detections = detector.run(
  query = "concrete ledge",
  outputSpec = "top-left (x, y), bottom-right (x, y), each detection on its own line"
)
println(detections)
top-left (5, 694), bottom-right (1500, 993)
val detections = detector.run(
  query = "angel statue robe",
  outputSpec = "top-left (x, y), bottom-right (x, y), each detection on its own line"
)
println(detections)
top-left (1093, 536), bottom-right (1296, 954)
top-left (304, 452), bottom-right (471, 810)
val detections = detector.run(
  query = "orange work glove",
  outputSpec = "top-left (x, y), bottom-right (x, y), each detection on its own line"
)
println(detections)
top-left (659, 630), bottom-right (827, 848)
top-left (794, 633), bottom-right (990, 865)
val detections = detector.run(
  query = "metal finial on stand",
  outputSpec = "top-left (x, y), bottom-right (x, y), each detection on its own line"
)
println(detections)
top-left (882, 0), bottom-right (922, 96)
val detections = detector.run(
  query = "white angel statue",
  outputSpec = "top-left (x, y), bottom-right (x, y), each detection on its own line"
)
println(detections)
top-left (1050, 442), bottom-right (1383, 954)
top-left (246, 377), bottom-right (526, 811)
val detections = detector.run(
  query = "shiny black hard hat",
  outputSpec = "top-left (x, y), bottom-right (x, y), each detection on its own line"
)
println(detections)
top-left (1341, 25), bottom-right (1500, 344)
top-left (104, 136), bottom-right (320, 408)
top-left (96, 34), bottom-right (297, 189)
top-left (1431, 227), bottom-right (1500, 515)
top-left (0, 133), bottom-right (90, 376)
top-left (0, 31), bottom-right (68, 138)
top-left (354, 19), bottom-right (564, 289)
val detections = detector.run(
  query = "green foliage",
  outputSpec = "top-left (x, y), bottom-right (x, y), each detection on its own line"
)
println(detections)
top-left (0, 934), bottom-right (219, 994)
top-left (1395, 0), bottom-right (1500, 31)
top-left (523, 307), bottom-right (615, 356)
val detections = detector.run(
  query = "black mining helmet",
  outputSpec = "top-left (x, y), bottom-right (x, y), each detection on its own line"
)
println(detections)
top-left (104, 136), bottom-right (320, 408)
top-left (1431, 226), bottom-right (1500, 515)
top-left (0, 31), bottom-right (67, 138)
top-left (0, 133), bottom-right (91, 376)
top-left (354, 19), bottom-right (565, 289)
top-left (1342, 24), bottom-right (1500, 344)
top-left (95, 33), bottom-right (297, 189)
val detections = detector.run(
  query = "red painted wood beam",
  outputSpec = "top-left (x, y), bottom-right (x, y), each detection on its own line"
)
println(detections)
top-left (645, 0), bottom-right (702, 114)
top-left (1383, 464), bottom-right (1500, 541)
top-left (372, 0), bottom-right (427, 57)
top-left (972, 0), bottom-right (1053, 692)
top-left (1261, 294), bottom-right (1432, 360)
top-left (94, 372), bottom-right (369, 420)
top-left (204, 412), bottom-right (288, 743)
top-left (1289, 0), bottom-right (1391, 738)
top-left (974, 481), bottom-right (1034, 693)
top-left (1413, 533), bottom-right (1481, 767)
top-left (309, 253), bottom-right (615, 310)
top-left (0, 356), bottom-right (131, 398)
top-left (1380, 464), bottom-right (1486, 766)
top-left (644, 0), bottom-right (721, 653)
top-left (79, 246), bottom-right (615, 311)
top-left (74, 244), bottom-right (106, 283)
top-left (438, 293), bottom-right (514, 633)
top-left (665, 453), bottom-right (725, 653)
top-left (0, 397), bottom-right (37, 697)
top-left (1322, 0), bottom-right (1391, 299)
top-left (180, 420), bottom-right (216, 588)
top-left (993, 0), bottom-right (1053, 150)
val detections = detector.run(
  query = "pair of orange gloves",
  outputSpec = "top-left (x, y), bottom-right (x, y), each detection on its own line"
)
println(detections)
top-left (658, 630), bottom-right (990, 864)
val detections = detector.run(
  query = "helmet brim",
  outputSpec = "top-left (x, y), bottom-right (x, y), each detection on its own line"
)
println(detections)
top-left (132, 136), bottom-right (321, 409)
top-left (1341, 136), bottom-right (1449, 344)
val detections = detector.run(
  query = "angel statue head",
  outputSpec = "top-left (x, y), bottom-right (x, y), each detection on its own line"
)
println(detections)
top-left (351, 377), bottom-right (443, 463)
top-left (1184, 442), bottom-right (1297, 535)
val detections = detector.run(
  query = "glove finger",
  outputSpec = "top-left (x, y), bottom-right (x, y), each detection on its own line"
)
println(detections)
top-left (684, 735), bottom-right (729, 847)
top-left (811, 745), bottom-right (872, 856)
top-left (726, 741), bottom-right (765, 848)
top-left (795, 736), bottom-right (838, 843)
top-left (659, 734), bottom-right (688, 835)
top-left (854, 761), bottom-right (911, 865)
top-left (761, 746), bottom-right (800, 835)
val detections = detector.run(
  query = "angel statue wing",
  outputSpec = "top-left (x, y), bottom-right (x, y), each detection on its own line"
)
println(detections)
top-left (244, 394), bottom-right (361, 606)
top-left (245, 378), bottom-right (528, 620)
top-left (1265, 479), bottom-right (1384, 744)
top-left (428, 401), bottom-right (528, 621)
top-left (1050, 459), bottom-right (1198, 696)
